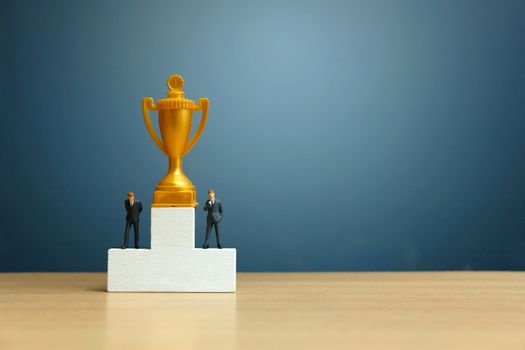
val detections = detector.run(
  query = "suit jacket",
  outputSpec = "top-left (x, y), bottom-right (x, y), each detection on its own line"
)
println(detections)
top-left (125, 199), bottom-right (143, 222)
top-left (203, 199), bottom-right (223, 223)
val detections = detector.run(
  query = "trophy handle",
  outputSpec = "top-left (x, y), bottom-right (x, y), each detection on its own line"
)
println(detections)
top-left (183, 98), bottom-right (209, 156)
top-left (142, 97), bottom-right (168, 155)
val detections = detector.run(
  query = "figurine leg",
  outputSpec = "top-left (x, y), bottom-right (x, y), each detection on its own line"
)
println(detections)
top-left (214, 222), bottom-right (222, 249)
top-left (203, 222), bottom-right (212, 248)
top-left (133, 222), bottom-right (139, 249)
top-left (122, 222), bottom-right (131, 249)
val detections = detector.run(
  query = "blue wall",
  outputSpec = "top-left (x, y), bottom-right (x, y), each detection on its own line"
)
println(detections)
top-left (1, 0), bottom-right (524, 272)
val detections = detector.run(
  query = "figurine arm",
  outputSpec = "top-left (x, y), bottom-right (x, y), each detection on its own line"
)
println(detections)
top-left (203, 201), bottom-right (211, 211)
top-left (219, 202), bottom-right (224, 215)
top-left (138, 202), bottom-right (143, 213)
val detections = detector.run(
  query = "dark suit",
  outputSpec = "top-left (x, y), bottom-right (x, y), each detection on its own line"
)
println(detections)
top-left (203, 199), bottom-right (223, 247)
top-left (123, 199), bottom-right (143, 248)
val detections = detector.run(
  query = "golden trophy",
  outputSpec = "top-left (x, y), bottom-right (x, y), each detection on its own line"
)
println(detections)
top-left (142, 74), bottom-right (209, 207)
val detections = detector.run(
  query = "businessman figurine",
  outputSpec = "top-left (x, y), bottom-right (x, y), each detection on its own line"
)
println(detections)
top-left (122, 192), bottom-right (143, 249)
top-left (203, 189), bottom-right (223, 249)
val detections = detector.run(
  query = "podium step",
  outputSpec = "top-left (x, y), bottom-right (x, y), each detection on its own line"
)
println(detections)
top-left (107, 248), bottom-right (236, 292)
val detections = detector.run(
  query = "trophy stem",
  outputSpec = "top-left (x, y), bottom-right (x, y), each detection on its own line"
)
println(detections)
top-left (168, 157), bottom-right (183, 175)
top-left (158, 156), bottom-right (192, 187)
top-left (153, 156), bottom-right (197, 207)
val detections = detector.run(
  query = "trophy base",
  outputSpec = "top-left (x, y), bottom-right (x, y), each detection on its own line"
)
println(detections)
top-left (152, 188), bottom-right (198, 207)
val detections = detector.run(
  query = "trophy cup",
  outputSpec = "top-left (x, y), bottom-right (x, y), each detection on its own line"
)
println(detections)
top-left (142, 74), bottom-right (209, 207)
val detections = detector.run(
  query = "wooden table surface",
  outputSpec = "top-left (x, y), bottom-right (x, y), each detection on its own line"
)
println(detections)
top-left (1, 272), bottom-right (525, 350)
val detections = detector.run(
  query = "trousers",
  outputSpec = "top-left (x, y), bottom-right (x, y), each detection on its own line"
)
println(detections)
top-left (123, 221), bottom-right (139, 248)
top-left (204, 221), bottom-right (221, 246)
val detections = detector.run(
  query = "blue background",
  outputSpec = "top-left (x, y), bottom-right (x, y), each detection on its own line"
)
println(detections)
top-left (1, 0), bottom-right (524, 272)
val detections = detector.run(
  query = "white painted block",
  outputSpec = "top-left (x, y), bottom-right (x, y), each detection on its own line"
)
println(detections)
top-left (151, 208), bottom-right (194, 250)
top-left (108, 207), bottom-right (236, 292)
top-left (107, 248), bottom-right (236, 292)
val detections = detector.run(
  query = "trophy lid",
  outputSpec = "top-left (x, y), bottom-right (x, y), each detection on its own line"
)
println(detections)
top-left (156, 75), bottom-right (195, 110)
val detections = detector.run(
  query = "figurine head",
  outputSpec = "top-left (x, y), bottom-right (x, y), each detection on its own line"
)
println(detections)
top-left (207, 189), bottom-right (215, 200)
top-left (127, 192), bottom-right (135, 202)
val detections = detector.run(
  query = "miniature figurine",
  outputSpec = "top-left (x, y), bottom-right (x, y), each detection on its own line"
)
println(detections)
top-left (122, 192), bottom-right (143, 249)
top-left (202, 189), bottom-right (223, 249)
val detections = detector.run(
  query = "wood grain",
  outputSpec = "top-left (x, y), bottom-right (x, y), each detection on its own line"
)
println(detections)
top-left (1, 272), bottom-right (525, 350)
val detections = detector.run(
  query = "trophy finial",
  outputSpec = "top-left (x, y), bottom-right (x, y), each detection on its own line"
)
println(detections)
top-left (168, 75), bottom-right (184, 91)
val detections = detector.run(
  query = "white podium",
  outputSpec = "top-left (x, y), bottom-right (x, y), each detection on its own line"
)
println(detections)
top-left (107, 208), bottom-right (236, 292)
